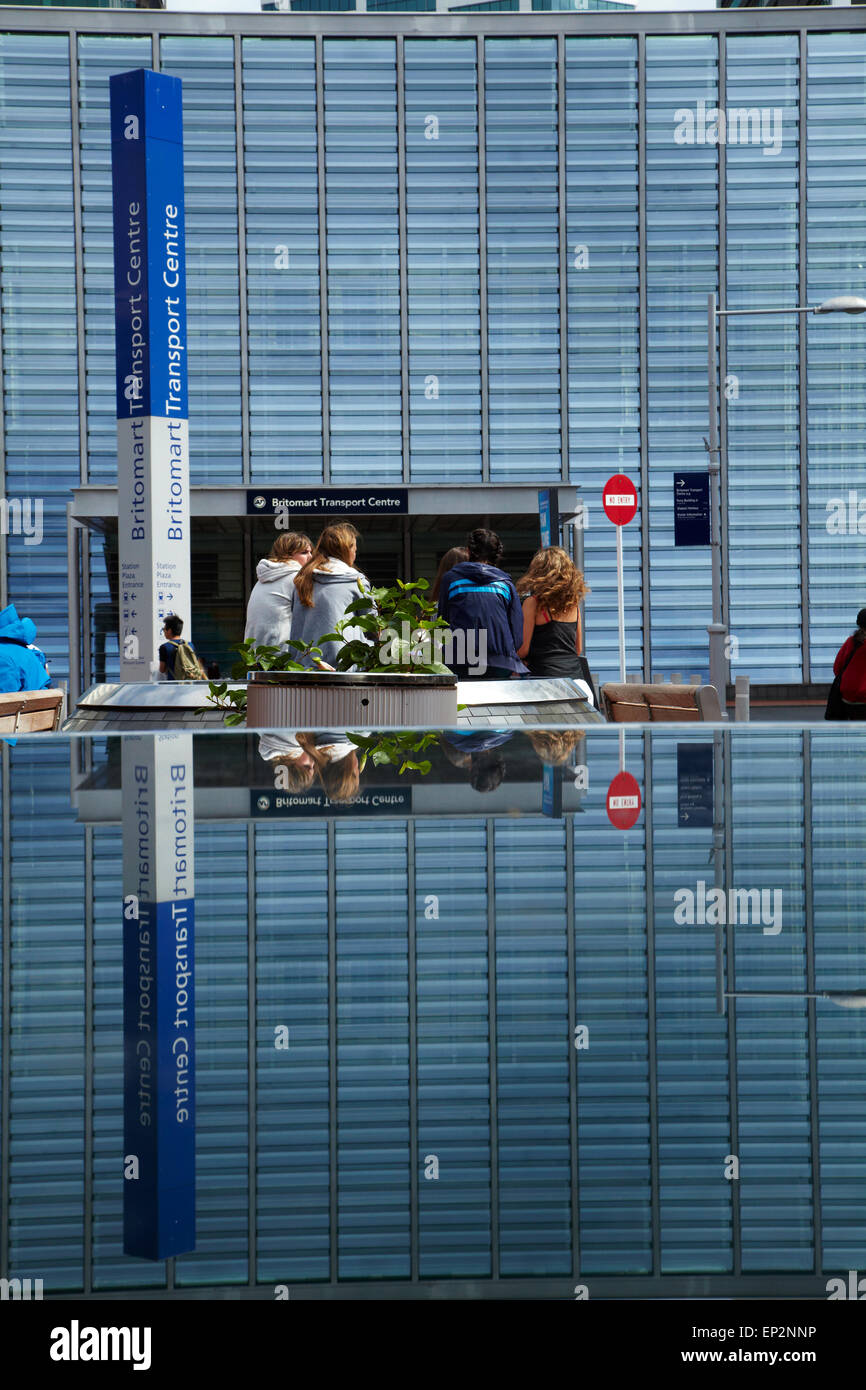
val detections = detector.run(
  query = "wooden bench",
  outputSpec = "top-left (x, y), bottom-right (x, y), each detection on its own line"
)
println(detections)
top-left (0, 688), bottom-right (63, 733)
top-left (601, 681), bottom-right (722, 723)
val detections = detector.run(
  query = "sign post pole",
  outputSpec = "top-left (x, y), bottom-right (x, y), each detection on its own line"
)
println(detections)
top-left (616, 523), bottom-right (625, 685)
top-left (602, 474), bottom-right (640, 821)
top-left (110, 69), bottom-right (190, 682)
top-left (602, 472), bottom-right (637, 687)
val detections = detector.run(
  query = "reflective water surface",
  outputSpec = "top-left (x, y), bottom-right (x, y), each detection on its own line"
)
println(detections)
top-left (2, 725), bottom-right (865, 1298)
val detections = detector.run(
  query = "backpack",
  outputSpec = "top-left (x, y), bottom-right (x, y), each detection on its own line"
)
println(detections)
top-left (168, 638), bottom-right (207, 682)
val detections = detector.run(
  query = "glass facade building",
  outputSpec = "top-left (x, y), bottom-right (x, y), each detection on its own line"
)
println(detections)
top-left (0, 5), bottom-right (866, 1306)
top-left (1, 7), bottom-right (863, 698)
top-left (1, 8), bottom-right (864, 693)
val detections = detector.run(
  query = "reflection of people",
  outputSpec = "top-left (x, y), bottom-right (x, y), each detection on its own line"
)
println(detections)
top-left (258, 733), bottom-right (316, 793)
top-left (297, 731), bottom-right (361, 804)
top-left (0, 604), bottom-right (51, 692)
top-left (517, 547), bottom-right (590, 678)
top-left (828, 607), bottom-right (866, 720)
top-left (526, 729), bottom-right (585, 767)
top-left (441, 728), bottom-right (513, 794)
top-left (244, 531), bottom-right (313, 651)
top-left (291, 524), bottom-right (367, 670)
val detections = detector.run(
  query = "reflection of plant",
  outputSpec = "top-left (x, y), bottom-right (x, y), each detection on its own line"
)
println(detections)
top-left (347, 731), bottom-right (439, 776)
top-left (318, 580), bottom-right (453, 675)
top-left (205, 638), bottom-right (324, 725)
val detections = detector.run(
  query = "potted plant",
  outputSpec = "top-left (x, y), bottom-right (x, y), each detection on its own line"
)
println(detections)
top-left (206, 579), bottom-right (459, 728)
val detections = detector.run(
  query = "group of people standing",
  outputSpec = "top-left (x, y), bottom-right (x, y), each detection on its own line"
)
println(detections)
top-left (243, 522), bottom-right (590, 685)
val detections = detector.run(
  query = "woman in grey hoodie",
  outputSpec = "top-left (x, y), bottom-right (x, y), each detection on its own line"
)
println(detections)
top-left (290, 523), bottom-right (367, 670)
top-left (244, 531), bottom-right (312, 650)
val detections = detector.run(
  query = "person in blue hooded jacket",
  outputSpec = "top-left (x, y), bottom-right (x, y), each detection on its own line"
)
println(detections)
top-left (0, 604), bottom-right (51, 692)
top-left (437, 529), bottom-right (528, 680)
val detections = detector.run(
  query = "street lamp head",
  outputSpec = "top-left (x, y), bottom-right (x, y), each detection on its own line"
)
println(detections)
top-left (826, 990), bottom-right (866, 1008)
top-left (814, 295), bottom-right (866, 315)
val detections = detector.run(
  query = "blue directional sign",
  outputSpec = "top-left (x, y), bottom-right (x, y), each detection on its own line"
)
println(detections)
top-left (677, 742), bottom-right (714, 828)
top-left (110, 69), bottom-right (191, 681)
top-left (673, 472), bottom-right (711, 547)
top-left (538, 488), bottom-right (559, 549)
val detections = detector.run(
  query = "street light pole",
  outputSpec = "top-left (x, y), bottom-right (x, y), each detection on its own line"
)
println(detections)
top-left (706, 292), bottom-right (726, 705)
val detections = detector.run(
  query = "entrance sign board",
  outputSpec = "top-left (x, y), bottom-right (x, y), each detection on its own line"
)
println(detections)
top-left (246, 489), bottom-right (409, 517)
top-left (111, 69), bottom-right (190, 681)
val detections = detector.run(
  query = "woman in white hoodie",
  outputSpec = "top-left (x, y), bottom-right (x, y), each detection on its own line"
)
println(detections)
top-left (290, 523), bottom-right (368, 670)
top-left (244, 531), bottom-right (313, 651)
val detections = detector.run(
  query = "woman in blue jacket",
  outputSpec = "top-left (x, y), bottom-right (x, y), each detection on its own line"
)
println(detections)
top-left (437, 529), bottom-right (527, 680)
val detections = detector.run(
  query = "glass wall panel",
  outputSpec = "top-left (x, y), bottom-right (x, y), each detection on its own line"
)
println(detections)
top-left (323, 39), bottom-right (403, 483)
top-left (650, 731), bottom-right (733, 1271)
top-left (565, 36), bottom-right (641, 682)
top-left (92, 820), bottom-right (164, 1289)
top-left (175, 825), bottom-right (250, 1286)
top-left (415, 820), bottom-right (492, 1277)
top-left (574, 734), bottom-right (651, 1274)
top-left (496, 818), bottom-right (572, 1274)
top-left (0, 34), bottom-right (77, 681)
top-left (255, 822), bottom-right (331, 1282)
top-left (729, 734), bottom-right (811, 1271)
top-left (243, 38), bottom-right (323, 483)
top-left (404, 39), bottom-right (482, 481)
top-left (810, 731), bottom-right (866, 1272)
top-left (78, 36), bottom-right (152, 485)
top-left (725, 35), bottom-right (801, 682)
top-left (7, 744), bottom-right (85, 1289)
top-left (806, 32), bottom-right (866, 683)
top-left (335, 821), bottom-right (410, 1277)
top-left (485, 37), bottom-right (561, 482)
top-left (160, 37), bottom-right (243, 482)
top-left (645, 36), bottom-right (719, 677)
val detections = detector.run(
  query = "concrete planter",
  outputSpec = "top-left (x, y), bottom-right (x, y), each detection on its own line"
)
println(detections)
top-left (246, 669), bottom-right (458, 729)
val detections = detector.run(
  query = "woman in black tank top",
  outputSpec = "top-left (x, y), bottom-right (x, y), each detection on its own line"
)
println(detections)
top-left (516, 546), bottom-right (590, 680)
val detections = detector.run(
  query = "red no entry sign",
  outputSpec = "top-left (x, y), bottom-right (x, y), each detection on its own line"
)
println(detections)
top-left (602, 474), bottom-right (638, 526)
top-left (606, 771), bottom-right (641, 830)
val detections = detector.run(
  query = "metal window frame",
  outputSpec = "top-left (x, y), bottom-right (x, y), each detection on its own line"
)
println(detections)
top-left (316, 35), bottom-right (331, 484)
top-left (477, 35), bottom-right (490, 484)
top-left (235, 34), bottom-right (252, 487)
top-left (396, 36), bottom-right (411, 484)
top-left (1, 9), bottom-right (857, 36)
top-left (798, 28), bottom-right (810, 684)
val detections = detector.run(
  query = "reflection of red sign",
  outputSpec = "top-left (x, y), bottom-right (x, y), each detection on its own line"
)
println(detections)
top-left (606, 771), bottom-right (641, 830)
top-left (602, 474), bottom-right (638, 526)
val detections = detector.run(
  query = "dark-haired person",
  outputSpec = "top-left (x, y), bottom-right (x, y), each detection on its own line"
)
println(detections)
top-left (244, 530), bottom-right (313, 651)
top-left (517, 546), bottom-right (590, 678)
top-left (436, 528), bottom-right (527, 680)
top-left (827, 607), bottom-right (866, 720)
top-left (158, 615), bottom-right (203, 681)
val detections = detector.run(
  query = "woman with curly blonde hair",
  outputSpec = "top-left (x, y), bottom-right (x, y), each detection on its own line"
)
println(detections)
top-left (516, 546), bottom-right (590, 679)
